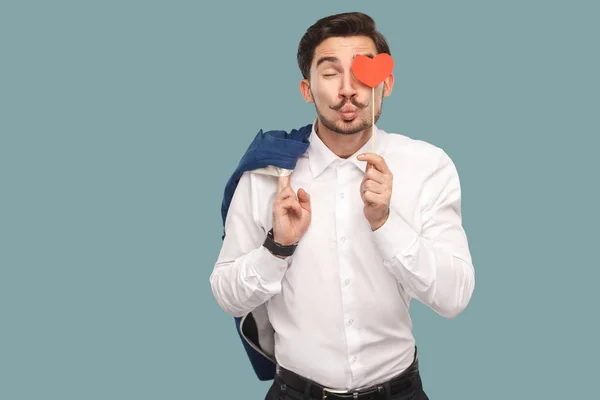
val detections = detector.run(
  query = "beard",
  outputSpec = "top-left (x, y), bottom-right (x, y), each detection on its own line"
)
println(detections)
top-left (313, 91), bottom-right (384, 136)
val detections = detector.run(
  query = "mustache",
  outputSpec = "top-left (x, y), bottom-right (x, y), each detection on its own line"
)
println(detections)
top-left (329, 97), bottom-right (368, 111)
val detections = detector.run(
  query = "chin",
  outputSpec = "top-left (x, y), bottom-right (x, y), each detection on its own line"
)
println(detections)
top-left (334, 116), bottom-right (370, 135)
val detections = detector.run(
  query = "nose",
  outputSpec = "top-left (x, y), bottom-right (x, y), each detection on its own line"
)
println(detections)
top-left (339, 71), bottom-right (358, 100)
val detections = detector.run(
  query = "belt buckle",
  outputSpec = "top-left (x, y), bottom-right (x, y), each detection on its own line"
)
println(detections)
top-left (321, 387), bottom-right (350, 399)
top-left (322, 385), bottom-right (383, 399)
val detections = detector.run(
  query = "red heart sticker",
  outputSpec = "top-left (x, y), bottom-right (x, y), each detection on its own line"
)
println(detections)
top-left (351, 53), bottom-right (394, 88)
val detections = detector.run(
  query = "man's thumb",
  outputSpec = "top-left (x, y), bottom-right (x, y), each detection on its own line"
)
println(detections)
top-left (297, 188), bottom-right (311, 210)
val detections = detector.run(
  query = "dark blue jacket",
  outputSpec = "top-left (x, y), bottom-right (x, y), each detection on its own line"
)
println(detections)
top-left (220, 123), bottom-right (312, 380)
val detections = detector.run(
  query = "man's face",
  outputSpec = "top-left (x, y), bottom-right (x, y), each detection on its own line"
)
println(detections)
top-left (300, 35), bottom-right (394, 136)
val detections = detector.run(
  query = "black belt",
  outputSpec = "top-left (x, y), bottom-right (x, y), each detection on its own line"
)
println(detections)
top-left (275, 350), bottom-right (421, 400)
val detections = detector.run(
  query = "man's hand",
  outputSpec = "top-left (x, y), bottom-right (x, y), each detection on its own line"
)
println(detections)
top-left (272, 174), bottom-right (311, 245)
top-left (358, 152), bottom-right (393, 231)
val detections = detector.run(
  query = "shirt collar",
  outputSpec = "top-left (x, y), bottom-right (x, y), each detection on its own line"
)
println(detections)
top-left (307, 118), bottom-right (384, 178)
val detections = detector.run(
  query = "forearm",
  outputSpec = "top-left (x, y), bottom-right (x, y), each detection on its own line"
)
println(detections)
top-left (210, 244), bottom-right (290, 317)
top-left (372, 207), bottom-right (475, 318)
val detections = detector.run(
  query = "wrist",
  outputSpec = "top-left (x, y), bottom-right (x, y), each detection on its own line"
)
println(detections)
top-left (263, 228), bottom-right (298, 258)
top-left (371, 209), bottom-right (390, 231)
top-left (272, 234), bottom-right (298, 247)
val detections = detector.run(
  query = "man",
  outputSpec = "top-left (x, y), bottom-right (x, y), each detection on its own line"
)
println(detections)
top-left (210, 11), bottom-right (475, 400)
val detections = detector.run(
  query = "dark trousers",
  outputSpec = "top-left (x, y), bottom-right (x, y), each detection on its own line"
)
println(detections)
top-left (265, 348), bottom-right (429, 400)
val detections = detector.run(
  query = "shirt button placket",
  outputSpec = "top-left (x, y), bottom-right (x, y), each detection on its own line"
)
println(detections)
top-left (336, 164), bottom-right (359, 381)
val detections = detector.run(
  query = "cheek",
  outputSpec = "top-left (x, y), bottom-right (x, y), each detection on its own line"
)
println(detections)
top-left (312, 80), bottom-right (339, 103)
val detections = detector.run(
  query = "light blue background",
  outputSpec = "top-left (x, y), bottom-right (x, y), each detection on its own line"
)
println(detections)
top-left (1, 1), bottom-right (598, 399)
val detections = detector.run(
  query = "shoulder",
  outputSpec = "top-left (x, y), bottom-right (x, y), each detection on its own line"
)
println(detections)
top-left (234, 169), bottom-right (279, 205)
top-left (379, 129), bottom-right (452, 173)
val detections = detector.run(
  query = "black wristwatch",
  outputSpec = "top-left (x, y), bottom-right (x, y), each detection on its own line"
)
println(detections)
top-left (262, 228), bottom-right (298, 258)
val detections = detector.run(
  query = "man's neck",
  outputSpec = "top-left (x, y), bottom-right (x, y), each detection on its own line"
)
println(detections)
top-left (315, 119), bottom-right (372, 159)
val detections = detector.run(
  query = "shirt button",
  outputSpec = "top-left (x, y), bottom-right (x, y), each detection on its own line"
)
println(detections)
top-left (352, 357), bottom-right (357, 363)
top-left (341, 236), bottom-right (346, 242)
top-left (349, 319), bottom-right (354, 325)
top-left (340, 193), bottom-right (345, 199)
top-left (345, 279), bottom-right (350, 286)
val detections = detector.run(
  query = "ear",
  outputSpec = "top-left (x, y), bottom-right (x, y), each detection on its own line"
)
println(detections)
top-left (300, 78), bottom-right (314, 103)
top-left (382, 73), bottom-right (394, 97)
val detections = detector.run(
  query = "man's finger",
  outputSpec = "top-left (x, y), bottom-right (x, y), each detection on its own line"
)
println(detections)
top-left (278, 174), bottom-right (291, 193)
top-left (276, 186), bottom-right (295, 202)
top-left (365, 167), bottom-right (385, 184)
top-left (362, 180), bottom-right (385, 195)
top-left (363, 191), bottom-right (385, 206)
top-left (280, 197), bottom-right (302, 215)
top-left (297, 188), bottom-right (311, 212)
top-left (357, 152), bottom-right (390, 174)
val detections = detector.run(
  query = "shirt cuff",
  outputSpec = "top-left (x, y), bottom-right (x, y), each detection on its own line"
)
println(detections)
top-left (371, 207), bottom-right (419, 262)
top-left (250, 245), bottom-right (291, 284)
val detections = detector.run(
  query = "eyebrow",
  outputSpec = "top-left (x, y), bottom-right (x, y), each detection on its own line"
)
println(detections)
top-left (315, 53), bottom-right (376, 68)
top-left (357, 53), bottom-right (376, 59)
top-left (316, 56), bottom-right (339, 68)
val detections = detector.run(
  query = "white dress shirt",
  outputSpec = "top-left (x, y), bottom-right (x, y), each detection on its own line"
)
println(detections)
top-left (210, 122), bottom-right (475, 390)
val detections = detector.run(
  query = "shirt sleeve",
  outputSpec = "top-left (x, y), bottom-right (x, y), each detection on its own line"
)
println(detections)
top-left (371, 149), bottom-right (475, 318)
top-left (209, 171), bottom-right (291, 317)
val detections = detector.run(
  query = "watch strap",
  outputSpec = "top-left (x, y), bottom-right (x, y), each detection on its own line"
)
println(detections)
top-left (262, 228), bottom-right (297, 257)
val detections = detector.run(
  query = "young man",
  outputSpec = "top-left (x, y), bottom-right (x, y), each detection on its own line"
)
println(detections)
top-left (210, 12), bottom-right (475, 400)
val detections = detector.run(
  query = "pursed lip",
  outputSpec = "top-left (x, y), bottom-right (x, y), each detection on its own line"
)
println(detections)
top-left (340, 105), bottom-right (357, 113)
top-left (340, 106), bottom-right (357, 120)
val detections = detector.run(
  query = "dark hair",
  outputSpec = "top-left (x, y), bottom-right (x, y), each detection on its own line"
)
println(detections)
top-left (297, 12), bottom-right (391, 80)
